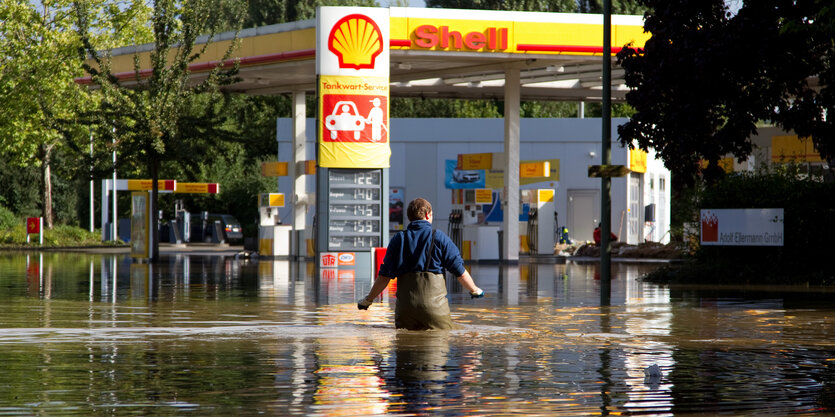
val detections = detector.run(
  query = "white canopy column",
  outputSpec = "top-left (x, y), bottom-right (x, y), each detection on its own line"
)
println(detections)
top-left (292, 90), bottom-right (307, 256)
top-left (503, 68), bottom-right (520, 261)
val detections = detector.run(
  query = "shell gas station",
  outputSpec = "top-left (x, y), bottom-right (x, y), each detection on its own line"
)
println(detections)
top-left (84, 6), bottom-right (674, 271)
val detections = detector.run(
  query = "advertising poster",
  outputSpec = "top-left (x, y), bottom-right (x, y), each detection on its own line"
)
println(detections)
top-left (445, 159), bottom-right (486, 189)
top-left (389, 187), bottom-right (404, 230)
top-left (318, 75), bottom-right (391, 167)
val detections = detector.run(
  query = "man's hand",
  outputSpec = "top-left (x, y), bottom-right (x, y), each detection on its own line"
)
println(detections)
top-left (357, 297), bottom-right (373, 310)
top-left (470, 288), bottom-right (484, 299)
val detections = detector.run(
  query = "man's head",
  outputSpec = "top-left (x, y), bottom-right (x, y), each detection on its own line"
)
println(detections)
top-left (407, 198), bottom-right (432, 222)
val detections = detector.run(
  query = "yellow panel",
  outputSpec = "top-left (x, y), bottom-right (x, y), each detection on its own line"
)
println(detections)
top-left (175, 183), bottom-right (219, 194)
top-left (771, 135), bottom-right (822, 162)
top-left (629, 149), bottom-right (647, 173)
top-left (392, 18), bottom-right (646, 54)
top-left (318, 75), bottom-right (391, 168)
top-left (266, 193), bottom-right (285, 207)
top-left (520, 161), bottom-right (550, 178)
top-left (458, 153), bottom-right (493, 170)
top-left (772, 135), bottom-right (806, 161)
top-left (515, 22), bottom-right (600, 49)
top-left (304, 160), bottom-right (317, 175)
top-left (537, 189), bottom-right (554, 203)
top-left (614, 24), bottom-right (652, 49)
top-left (520, 159), bottom-right (560, 185)
top-left (125, 179), bottom-right (176, 191)
top-left (462, 241), bottom-right (471, 260)
top-left (98, 28), bottom-right (316, 75)
top-left (390, 17), bottom-right (411, 44)
top-left (261, 161), bottom-right (288, 177)
top-left (474, 188), bottom-right (493, 204)
top-left (259, 239), bottom-right (273, 256)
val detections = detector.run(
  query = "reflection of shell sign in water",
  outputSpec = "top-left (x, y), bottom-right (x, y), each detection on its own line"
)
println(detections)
top-left (328, 14), bottom-right (383, 70)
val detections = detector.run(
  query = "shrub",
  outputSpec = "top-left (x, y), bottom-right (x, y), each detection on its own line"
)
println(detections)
top-left (648, 168), bottom-right (835, 285)
top-left (0, 205), bottom-right (20, 230)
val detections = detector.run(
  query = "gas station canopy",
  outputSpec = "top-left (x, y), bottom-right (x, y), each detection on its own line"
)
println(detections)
top-left (79, 8), bottom-right (648, 102)
top-left (79, 6), bottom-right (650, 261)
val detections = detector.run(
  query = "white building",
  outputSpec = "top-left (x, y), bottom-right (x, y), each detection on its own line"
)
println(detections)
top-left (277, 117), bottom-right (671, 250)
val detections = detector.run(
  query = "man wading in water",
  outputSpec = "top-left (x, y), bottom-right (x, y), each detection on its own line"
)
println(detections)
top-left (358, 198), bottom-right (484, 330)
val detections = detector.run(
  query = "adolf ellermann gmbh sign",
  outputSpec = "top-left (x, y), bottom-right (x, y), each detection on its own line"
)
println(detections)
top-left (700, 208), bottom-right (784, 246)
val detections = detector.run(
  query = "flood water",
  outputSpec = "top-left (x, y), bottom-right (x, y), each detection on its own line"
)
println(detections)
top-left (1, 251), bottom-right (835, 416)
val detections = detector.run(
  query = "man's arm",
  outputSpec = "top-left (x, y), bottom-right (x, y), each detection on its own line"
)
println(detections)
top-left (456, 269), bottom-right (483, 298)
top-left (358, 274), bottom-right (392, 309)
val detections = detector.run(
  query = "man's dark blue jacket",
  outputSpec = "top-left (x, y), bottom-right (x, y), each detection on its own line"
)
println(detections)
top-left (378, 220), bottom-right (466, 278)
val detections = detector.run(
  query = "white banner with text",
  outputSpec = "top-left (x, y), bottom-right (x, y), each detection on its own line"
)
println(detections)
top-left (700, 208), bottom-right (784, 246)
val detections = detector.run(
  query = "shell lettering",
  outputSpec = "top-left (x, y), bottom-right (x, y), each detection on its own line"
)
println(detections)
top-left (328, 14), bottom-right (383, 70)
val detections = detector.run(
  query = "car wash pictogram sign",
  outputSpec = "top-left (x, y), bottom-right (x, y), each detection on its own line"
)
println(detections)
top-left (321, 80), bottom-right (388, 143)
top-left (317, 7), bottom-right (390, 168)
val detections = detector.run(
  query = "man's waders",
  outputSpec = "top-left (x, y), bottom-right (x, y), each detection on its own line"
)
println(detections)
top-left (394, 230), bottom-right (453, 330)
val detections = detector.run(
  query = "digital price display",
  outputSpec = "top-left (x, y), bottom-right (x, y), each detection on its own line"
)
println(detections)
top-left (327, 169), bottom-right (383, 250)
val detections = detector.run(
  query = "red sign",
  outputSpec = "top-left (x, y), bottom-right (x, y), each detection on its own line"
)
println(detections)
top-left (701, 212), bottom-right (719, 242)
top-left (26, 217), bottom-right (40, 234)
top-left (374, 247), bottom-right (386, 278)
top-left (320, 253), bottom-right (338, 268)
top-left (322, 94), bottom-right (388, 143)
top-left (414, 25), bottom-right (508, 51)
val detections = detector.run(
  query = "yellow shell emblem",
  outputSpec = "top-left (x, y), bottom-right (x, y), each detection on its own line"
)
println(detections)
top-left (328, 14), bottom-right (383, 70)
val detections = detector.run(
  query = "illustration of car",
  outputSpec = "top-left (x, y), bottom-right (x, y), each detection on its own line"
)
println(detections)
top-left (453, 170), bottom-right (481, 183)
top-left (325, 101), bottom-right (365, 140)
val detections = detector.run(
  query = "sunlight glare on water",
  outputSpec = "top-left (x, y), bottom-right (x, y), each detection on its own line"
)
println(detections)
top-left (0, 252), bottom-right (833, 415)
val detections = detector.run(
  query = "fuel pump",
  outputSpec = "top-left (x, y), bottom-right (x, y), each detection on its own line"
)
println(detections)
top-left (520, 189), bottom-right (556, 255)
top-left (527, 206), bottom-right (538, 254)
top-left (448, 209), bottom-right (463, 250)
top-left (258, 193), bottom-right (292, 257)
top-left (173, 199), bottom-right (189, 243)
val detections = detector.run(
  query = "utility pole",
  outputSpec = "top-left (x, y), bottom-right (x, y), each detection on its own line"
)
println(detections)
top-left (600, 0), bottom-right (613, 305)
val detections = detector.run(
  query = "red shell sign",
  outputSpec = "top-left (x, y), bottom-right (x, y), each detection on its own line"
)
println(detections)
top-left (328, 14), bottom-right (383, 70)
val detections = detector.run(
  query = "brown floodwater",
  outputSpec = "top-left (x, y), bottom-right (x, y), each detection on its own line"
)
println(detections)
top-left (1, 252), bottom-right (834, 416)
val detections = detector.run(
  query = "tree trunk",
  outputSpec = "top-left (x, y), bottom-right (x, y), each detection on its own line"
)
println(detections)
top-left (42, 144), bottom-right (54, 229)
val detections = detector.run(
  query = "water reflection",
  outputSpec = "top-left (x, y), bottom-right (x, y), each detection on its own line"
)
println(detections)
top-left (1, 253), bottom-right (835, 414)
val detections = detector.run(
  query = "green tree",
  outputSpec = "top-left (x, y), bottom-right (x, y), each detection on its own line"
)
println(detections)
top-left (577, 0), bottom-right (645, 14)
top-left (0, 0), bottom-right (153, 229)
top-left (775, 2), bottom-right (835, 163)
top-left (616, 0), bottom-right (815, 185)
top-left (425, 0), bottom-right (575, 12)
top-left (75, 0), bottom-right (247, 259)
top-left (0, 0), bottom-right (88, 228)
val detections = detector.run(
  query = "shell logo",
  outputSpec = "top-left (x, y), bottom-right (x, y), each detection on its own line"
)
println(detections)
top-left (328, 14), bottom-right (383, 70)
